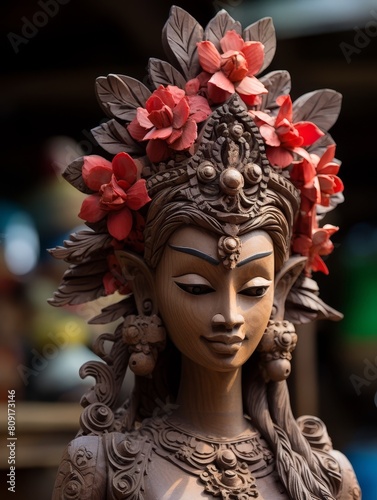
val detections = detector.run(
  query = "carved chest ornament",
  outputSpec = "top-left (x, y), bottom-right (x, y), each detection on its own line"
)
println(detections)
top-left (141, 415), bottom-right (275, 499)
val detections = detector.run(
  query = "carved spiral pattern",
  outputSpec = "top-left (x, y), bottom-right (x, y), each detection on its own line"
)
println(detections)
top-left (197, 161), bottom-right (217, 182)
top-left (296, 415), bottom-right (333, 452)
top-left (61, 478), bottom-right (83, 500)
top-left (80, 402), bottom-right (115, 435)
top-left (242, 163), bottom-right (263, 185)
top-left (79, 360), bottom-right (116, 407)
top-left (112, 471), bottom-right (137, 499)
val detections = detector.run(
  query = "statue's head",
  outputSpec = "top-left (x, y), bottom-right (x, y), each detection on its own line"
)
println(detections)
top-left (133, 96), bottom-right (298, 372)
top-left (49, 6), bottom-right (344, 382)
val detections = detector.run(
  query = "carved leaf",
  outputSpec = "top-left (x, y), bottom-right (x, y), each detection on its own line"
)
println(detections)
top-left (148, 58), bottom-right (187, 89)
top-left (243, 17), bottom-right (276, 74)
top-left (204, 9), bottom-right (242, 50)
top-left (285, 276), bottom-right (343, 324)
top-left (48, 231), bottom-right (113, 263)
top-left (307, 131), bottom-right (335, 157)
top-left (292, 89), bottom-right (342, 131)
top-left (317, 192), bottom-right (344, 220)
top-left (48, 259), bottom-right (108, 306)
top-left (91, 119), bottom-right (144, 156)
top-left (89, 297), bottom-right (136, 325)
top-left (259, 70), bottom-right (291, 113)
top-left (95, 74), bottom-right (151, 121)
top-left (63, 157), bottom-right (92, 194)
top-left (161, 5), bottom-right (203, 79)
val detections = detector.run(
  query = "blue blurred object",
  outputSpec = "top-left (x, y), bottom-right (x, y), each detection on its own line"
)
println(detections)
top-left (346, 442), bottom-right (377, 500)
top-left (0, 200), bottom-right (40, 276)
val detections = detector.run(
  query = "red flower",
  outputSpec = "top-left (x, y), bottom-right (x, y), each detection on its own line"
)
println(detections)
top-left (290, 144), bottom-right (343, 214)
top-left (78, 152), bottom-right (151, 241)
top-left (196, 30), bottom-right (267, 105)
top-left (251, 95), bottom-right (324, 168)
top-left (311, 144), bottom-right (344, 207)
top-left (128, 85), bottom-right (211, 163)
top-left (292, 224), bottom-right (338, 275)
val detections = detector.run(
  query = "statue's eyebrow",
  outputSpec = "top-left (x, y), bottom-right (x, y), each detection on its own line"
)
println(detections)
top-left (169, 245), bottom-right (272, 267)
top-left (169, 244), bottom-right (220, 265)
top-left (236, 250), bottom-right (273, 267)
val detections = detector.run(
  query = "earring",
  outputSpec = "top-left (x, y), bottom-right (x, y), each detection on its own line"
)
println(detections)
top-left (122, 314), bottom-right (166, 377)
top-left (257, 320), bottom-right (297, 382)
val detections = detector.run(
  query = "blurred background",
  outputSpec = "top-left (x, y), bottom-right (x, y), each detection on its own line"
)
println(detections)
top-left (1, 0), bottom-right (377, 498)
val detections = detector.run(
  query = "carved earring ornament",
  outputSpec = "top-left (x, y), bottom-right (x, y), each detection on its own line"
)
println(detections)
top-left (257, 320), bottom-right (297, 382)
top-left (123, 314), bottom-right (166, 376)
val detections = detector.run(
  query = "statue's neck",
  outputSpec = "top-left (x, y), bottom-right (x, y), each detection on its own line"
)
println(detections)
top-left (172, 355), bottom-right (248, 439)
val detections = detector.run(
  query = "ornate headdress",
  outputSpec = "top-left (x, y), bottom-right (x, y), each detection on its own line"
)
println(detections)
top-left (49, 6), bottom-right (344, 326)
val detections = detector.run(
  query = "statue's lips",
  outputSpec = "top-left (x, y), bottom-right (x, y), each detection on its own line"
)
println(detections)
top-left (202, 334), bottom-right (245, 354)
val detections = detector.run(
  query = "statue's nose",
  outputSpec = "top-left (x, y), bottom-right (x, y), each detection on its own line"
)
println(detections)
top-left (211, 312), bottom-right (245, 331)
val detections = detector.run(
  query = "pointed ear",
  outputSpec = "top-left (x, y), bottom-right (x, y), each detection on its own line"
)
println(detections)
top-left (115, 250), bottom-right (157, 316)
top-left (272, 255), bottom-right (307, 321)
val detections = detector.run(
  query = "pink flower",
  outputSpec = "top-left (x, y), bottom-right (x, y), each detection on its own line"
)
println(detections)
top-left (196, 30), bottom-right (267, 105)
top-left (78, 152), bottom-right (151, 241)
top-left (128, 85), bottom-right (211, 163)
top-left (251, 95), bottom-right (324, 168)
top-left (292, 224), bottom-right (338, 275)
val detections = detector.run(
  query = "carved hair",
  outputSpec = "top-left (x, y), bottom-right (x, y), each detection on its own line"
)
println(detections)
top-left (244, 370), bottom-right (341, 499)
top-left (144, 184), bottom-right (295, 272)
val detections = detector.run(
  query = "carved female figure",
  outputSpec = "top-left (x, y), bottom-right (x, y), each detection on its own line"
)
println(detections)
top-left (50, 6), bottom-right (361, 499)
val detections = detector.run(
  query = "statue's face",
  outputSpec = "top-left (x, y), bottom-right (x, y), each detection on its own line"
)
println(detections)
top-left (155, 226), bottom-right (274, 372)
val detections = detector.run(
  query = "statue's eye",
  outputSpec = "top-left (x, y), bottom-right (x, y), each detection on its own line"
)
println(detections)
top-left (175, 283), bottom-right (214, 295)
top-left (239, 286), bottom-right (269, 297)
top-left (239, 278), bottom-right (272, 298)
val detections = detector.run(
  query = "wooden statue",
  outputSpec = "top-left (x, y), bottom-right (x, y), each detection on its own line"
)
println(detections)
top-left (49, 6), bottom-right (361, 499)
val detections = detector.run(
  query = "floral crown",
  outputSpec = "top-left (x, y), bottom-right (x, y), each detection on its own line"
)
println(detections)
top-left (49, 6), bottom-right (344, 324)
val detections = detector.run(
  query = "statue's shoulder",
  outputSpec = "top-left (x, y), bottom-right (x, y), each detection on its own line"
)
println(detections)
top-left (296, 415), bottom-right (361, 500)
top-left (53, 431), bottom-right (154, 500)
top-left (52, 434), bottom-right (107, 500)
top-left (329, 449), bottom-right (362, 500)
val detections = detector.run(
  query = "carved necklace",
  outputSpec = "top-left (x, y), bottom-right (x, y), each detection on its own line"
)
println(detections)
top-left (141, 415), bottom-right (275, 499)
